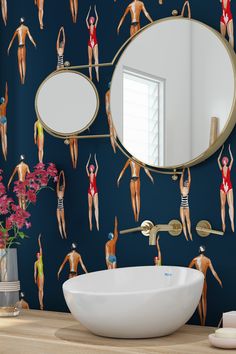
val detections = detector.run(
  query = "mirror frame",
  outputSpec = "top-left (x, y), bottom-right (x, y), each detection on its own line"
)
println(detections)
top-left (35, 69), bottom-right (100, 138)
top-left (34, 17), bottom-right (236, 172)
top-left (110, 17), bottom-right (236, 171)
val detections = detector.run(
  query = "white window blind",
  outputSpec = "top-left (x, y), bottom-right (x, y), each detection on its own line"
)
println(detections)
top-left (123, 68), bottom-right (164, 166)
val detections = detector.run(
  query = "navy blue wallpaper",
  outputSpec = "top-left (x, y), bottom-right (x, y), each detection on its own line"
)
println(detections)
top-left (0, 0), bottom-right (236, 326)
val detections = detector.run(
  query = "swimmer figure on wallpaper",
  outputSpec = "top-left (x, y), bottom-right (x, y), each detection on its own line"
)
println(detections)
top-left (179, 167), bottom-right (193, 241)
top-left (69, 138), bottom-right (78, 169)
top-left (8, 155), bottom-right (30, 210)
top-left (34, 0), bottom-right (45, 30)
top-left (105, 217), bottom-right (119, 269)
top-left (117, 159), bottom-right (154, 222)
top-left (69, 0), bottom-right (78, 23)
top-left (34, 118), bottom-right (44, 163)
top-left (105, 83), bottom-right (117, 154)
top-left (154, 236), bottom-right (162, 266)
top-left (0, 82), bottom-right (8, 161)
top-left (56, 170), bottom-right (67, 239)
top-left (57, 243), bottom-right (88, 279)
top-left (86, 153), bottom-right (99, 231)
top-left (218, 144), bottom-right (234, 232)
top-left (181, 1), bottom-right (191, 19)
top-left (15, 291), bottom-right (30, 310)
top-left (7, 18), bottom-right (37, 85)
top-left (220, 0), bottom-right (234, 48)
top-left (86, 5), bottom-right (99, 82)
top-left (189, 245), bottom-right (223, 326)
top-left (34, 234), bottom-right (44, 310)
top-left (117, 0), bottom-right (153, 38)
top-left (1, 0), bottom-right (7, 26)
top-left (56, 26), bottom-right (66, 69)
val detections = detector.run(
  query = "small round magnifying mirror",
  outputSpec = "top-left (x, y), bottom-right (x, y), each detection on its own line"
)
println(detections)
top-left (35, 70), bottom-right (99, 137)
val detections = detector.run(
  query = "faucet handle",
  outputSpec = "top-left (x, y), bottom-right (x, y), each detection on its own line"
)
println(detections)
top-left (196, 220), bottom-right (224, 237)
top-left (140, 220), bottom-right (154, 236)
top-left (120, 220), bottom-right (154, 236)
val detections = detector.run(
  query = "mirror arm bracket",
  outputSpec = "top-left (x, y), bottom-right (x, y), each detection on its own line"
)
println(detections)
top-left (73, 134), bottom-right (110, 140)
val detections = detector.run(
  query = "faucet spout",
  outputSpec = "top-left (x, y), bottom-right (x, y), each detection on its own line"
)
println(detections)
top-left (148, 225), bottom-right (171, 245)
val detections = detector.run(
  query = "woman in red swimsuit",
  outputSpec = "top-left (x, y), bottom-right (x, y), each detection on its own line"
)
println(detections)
top-left (218, 144), bottom-right (234, 232)
top-left (86, 153), bottom-right (99, 231)
top-left (220, 0), bottom-right (234, 48)
top-left (86, 6), bottom-right (99, 82)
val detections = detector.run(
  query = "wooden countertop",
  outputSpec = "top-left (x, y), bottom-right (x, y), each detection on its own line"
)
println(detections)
top-left (0, 310), bottom-right (225, 354)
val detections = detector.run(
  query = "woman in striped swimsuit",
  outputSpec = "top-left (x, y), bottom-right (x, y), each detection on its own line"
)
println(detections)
top-left (179, 167), bottom-right (192, 241)
top-left (56, 170), bottom-right (67, 239)
top-left (56, 26), bottom-right (65, 69)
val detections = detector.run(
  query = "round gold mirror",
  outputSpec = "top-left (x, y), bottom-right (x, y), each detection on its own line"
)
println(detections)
top-left (110, 18), bottom-right (236, 169)
top-left (35, 70), bottom-right (99, 137)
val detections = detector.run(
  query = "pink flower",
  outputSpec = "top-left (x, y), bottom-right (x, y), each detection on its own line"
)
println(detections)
top-left (40, 177), bottom-right (48, 187)
top-left (34, 163), bottom-right (45, 169)
top-left (25, 221), bottom-right (31, 229)
top-left (0, 182), bottom-right (6, 197)
top-left (13, 181), bottom-right (27, 197)
top-left (11, 203), bottom-right (20, 212)
top-left (29, 181), bottom-right (40, 192)
top-left (0, 162), bottom-right (58, 246)
top-left (26, 190), bottom-right (37, 204)
top-left (47, 163), bottom-right (58, 177)
top-left (26, 172), bottom-right (36, 180)
top-left (0, 195), bottom-right (13, 215)
top-left (6, 207), bottom-right (31, 230)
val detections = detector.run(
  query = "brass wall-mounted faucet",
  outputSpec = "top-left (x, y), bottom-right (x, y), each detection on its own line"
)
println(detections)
top-left (120, 220), bottom-right (182, 245)
top-left (196, 220), bottom-right (224, 237)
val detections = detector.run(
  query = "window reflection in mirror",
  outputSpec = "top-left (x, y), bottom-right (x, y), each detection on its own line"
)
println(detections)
top-left (123, 68), bottom-right (165, 166)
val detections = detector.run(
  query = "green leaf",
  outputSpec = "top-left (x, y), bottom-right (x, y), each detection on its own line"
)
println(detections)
top-left (18, 232), bottom-right (25, 239)
top-left (7, 237), bottom-right (16, 241)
